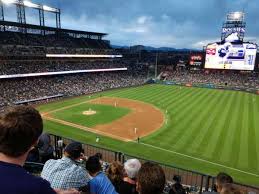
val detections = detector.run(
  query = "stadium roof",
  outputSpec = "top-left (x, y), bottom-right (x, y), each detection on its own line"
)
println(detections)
top-left (0, 21), bottom-right (108, 37)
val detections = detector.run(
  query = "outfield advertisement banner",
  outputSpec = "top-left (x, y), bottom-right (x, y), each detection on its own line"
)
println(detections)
top-left (205, 42), bottom-right (257, 70)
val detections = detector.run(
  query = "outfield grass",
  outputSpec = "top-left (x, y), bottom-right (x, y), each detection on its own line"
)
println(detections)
top-left (37, 84), bottom-right (259, 186)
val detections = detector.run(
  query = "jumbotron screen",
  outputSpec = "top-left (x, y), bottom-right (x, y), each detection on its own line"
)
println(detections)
top-left (205, 42), bottom-right (257, 70)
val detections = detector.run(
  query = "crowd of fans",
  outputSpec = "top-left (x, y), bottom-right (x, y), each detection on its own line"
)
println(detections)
top-left (0, 31), bottom-right (117, 57)
top-left (0, 45), bottom-right (119, 57)
top-left (0, 32), bottom-right (110, 49)
top-left (45, 48), bottom-right (120, 55)
top-left (162, 70), bottom-right (259, 90)
top-left (0, 61), bottom-right (148, 109)
top-left (0, 60), bottom-right (127, 75)
top-left (1, 60), bottom-right (259, 111)
top-left (0, 44), bottom-right (46, 56)
top-left (0, 106), bottom-right (247, 194)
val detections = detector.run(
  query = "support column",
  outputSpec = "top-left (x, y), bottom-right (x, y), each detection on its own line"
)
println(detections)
top-left (56, 9), bottom-right (61, 29)
top-left (0, 1), bottom-right (4, 21)
top-left (16, 1), bottom-right (26, 33)
top-left (39, 8), bottom-right (45, 35)
top-left (0, 1), bottom-right (5, 31)
top-left (16, 2), bottom-right (26, 24)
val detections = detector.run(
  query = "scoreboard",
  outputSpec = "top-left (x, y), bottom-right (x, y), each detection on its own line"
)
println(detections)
top-left (205, 42), bottom-right (257, 70)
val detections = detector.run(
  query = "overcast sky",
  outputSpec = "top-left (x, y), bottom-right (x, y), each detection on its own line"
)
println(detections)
top-left (2, 0), bottom-right (259, 48)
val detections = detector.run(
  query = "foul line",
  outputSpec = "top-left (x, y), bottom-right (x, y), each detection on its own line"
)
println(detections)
top-left (41, 100), bottom-right (91, 116)
top-left (43, 115), bottom-right (132, 142)
top-left (139, 142), bottom-right (259, 178)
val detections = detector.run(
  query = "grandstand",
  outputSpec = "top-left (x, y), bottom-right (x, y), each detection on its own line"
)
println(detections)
top-left (0, 20), bottom-right (114, 57)
top-left (0, 0), bottom-right (145, 110)
top-left (0, 1), bottom-right (259, 194)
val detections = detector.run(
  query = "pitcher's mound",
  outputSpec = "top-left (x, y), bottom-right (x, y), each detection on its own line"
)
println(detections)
top-left (83, 110), bottom-right (96, 116)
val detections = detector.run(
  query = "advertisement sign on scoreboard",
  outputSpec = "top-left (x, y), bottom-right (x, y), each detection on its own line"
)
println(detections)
top-left (205, 42), bottom-right (257, 70)
top-left (189, 54), bottom-right (202, 66)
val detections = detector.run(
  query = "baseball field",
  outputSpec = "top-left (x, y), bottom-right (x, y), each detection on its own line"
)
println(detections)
top-left (38, 84), bottom-right (259, 186)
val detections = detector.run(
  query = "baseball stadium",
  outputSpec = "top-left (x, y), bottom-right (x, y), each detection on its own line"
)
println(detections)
top-left (0, 0), bottom-right (259, 194)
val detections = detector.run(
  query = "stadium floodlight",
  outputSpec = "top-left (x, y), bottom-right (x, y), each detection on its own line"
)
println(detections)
top-left (1, 0), bottom-right (18, 4)
top-left (234, 12), bottom-right (241, 19)
top-left (23, 0), bottom-right (40, 8)
top-left (227, 12), bottom-right (244, 22)
top-left (43, 5), bottom-right (57, 12)
top-left (0, 0), bottom-right (59, 12)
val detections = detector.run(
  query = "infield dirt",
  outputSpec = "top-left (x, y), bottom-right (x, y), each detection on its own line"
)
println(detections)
top-left (42, 97), bottom-right (164, 141)
top-left (89, 97), bottom-right (165, 140)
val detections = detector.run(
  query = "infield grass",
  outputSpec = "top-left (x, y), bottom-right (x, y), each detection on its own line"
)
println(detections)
top-left (51, 103), bottom-right (130, 127)
top-left (38, 84), bottom-right (259, 186)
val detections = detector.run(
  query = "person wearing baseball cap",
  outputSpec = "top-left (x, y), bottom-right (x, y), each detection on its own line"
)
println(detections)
top-left (41, 142), bottom-right (90, 190)
top-left (64, 142), bottom-right (84, 160)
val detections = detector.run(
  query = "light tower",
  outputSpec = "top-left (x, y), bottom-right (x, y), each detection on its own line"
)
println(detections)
top-left (0, 0), bottom-right (61, 32)
top-left (221, 12), bottom-right (246, 42)
top-left (0, 0), bottom-right (4, 21)
top-left (16, 0), bottom-right (26, 24)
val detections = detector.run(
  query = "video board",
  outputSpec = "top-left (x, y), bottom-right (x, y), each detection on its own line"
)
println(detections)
top-left (205, 42), bottom-right (257, 70)
top-left (189, 54), bottom-right (203, 66)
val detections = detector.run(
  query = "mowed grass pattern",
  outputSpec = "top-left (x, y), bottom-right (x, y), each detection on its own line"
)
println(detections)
top-left (38, 84), bottom-right (259, 186)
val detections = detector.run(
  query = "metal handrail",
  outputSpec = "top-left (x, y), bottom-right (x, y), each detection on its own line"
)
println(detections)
top-left (48, 134), bottom-right (259, 193)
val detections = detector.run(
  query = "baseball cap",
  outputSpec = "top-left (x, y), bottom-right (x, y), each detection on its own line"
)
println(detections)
top-left (64, 142), bottom-right (83, 159)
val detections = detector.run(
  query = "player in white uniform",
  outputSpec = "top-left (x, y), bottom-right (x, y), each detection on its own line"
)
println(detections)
top-left (134, 127), bottom-right (137, 134)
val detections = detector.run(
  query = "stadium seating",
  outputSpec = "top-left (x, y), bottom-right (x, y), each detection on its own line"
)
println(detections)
top-left (0, 31), bottom-right (115, 57)
top-left (0, 63), bottom-right (148, 108)
top-left (0, 31), bottom-right (111, 49)
top-left (0, 60), bottom-right (126, 75)
top-left (161, 69), bottom-right (259, 90)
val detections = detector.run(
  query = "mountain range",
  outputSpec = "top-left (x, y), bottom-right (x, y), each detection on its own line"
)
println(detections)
top-left (111, 45), bottom-right (202, 52)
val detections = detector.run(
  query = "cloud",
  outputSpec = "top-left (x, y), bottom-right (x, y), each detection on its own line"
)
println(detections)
top-left (120, 15), bottom-right (152, 34)
top-left (121, 27), bottom-right (148, 33)
top-left (161, 14), bottom-right (170, 20)
top-left (137, 16), bottom-right (152, 24)
top-left (191, 38), bottom-right (219, 49)
top-left (1, 0), bottom-right (259, 48)
top-left (244, 37), bottom-right (259, 45)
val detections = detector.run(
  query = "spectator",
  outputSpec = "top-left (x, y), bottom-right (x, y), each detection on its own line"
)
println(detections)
top-left (169, 175), bottom-right (186, 194)
top-left (120, 159), bottom-right (141, 194)
top-left (94, 152), bottom-right (109, 172)
top-left (136, 162), bottom-right (165, 194)
top-left (86, 156), bottom-right (117, 194)
top-left (215, 172), bottom-right (233, 192)
top-left (106, 161), bottom-right (124, 193)
top-left (38, 133), bottom-right (54, 163)
top-left (26, 146), bottom-right (40, 163)
top-left (41, 142), bottom-right (90, 190)
top-left (220, 183), bottom-right (244, 194)
top-left (0, 105), bottom-right (79, 194)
